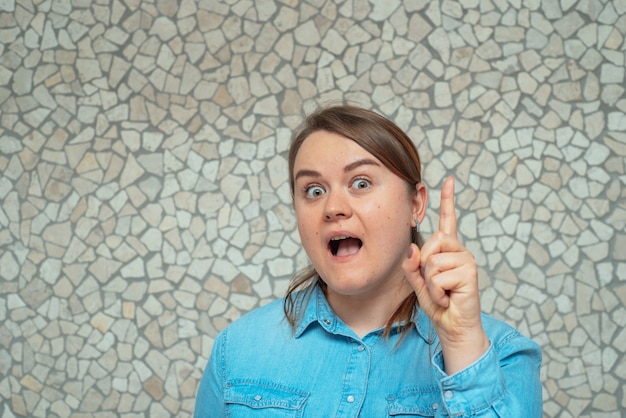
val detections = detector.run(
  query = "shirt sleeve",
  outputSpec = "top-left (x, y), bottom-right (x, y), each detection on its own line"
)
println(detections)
top-left (431, 330), bottom-right (542, 417)
top-left (194, 330), bottom-right (227, 418)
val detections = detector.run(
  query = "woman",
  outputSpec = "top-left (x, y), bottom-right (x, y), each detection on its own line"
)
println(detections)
top-left (195, 105), bottom-right (542, 417)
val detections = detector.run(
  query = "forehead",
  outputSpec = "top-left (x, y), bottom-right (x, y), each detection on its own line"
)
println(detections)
top-left (294, 130), bottom-right (374, 165)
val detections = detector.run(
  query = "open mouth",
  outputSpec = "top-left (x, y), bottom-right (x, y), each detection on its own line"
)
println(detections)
top-left (329, 235), bottom-right (363, 257)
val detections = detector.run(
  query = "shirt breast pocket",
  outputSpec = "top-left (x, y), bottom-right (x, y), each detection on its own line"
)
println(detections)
top-left (386, 386), bottom-right (442, 417)
top-left (224, 380), bottom-right (309, 417)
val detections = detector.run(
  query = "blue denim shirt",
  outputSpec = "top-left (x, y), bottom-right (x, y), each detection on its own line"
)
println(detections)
top-left (195, 286), bottom-right (542, 417)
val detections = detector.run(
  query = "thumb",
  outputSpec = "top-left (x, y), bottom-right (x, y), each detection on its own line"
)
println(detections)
top-left (403, 243), bottom-right (439, 315)
top-left (403, 243), bottom-right (425, 294)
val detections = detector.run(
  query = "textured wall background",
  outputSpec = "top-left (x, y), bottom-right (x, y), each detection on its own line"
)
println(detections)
top-left (0, 0), bottom-right (625, 417)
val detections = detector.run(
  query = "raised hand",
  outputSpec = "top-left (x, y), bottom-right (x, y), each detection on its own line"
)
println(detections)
top-left (403, 177), bottom-right (489, 374)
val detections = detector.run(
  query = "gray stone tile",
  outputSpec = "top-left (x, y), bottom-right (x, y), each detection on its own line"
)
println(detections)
top-left (0, 1), bottom-right (625, 417)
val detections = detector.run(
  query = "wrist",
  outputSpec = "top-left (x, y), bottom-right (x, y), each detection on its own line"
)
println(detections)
top-left (438, 327), bottom-right (490, 375)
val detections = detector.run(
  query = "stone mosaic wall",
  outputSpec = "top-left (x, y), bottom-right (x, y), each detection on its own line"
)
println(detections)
top-left (0, 0), bottom-right (625, 417)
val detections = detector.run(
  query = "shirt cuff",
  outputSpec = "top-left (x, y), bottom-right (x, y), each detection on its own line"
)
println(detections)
top-left (432, 341), bottom-right (505, 416)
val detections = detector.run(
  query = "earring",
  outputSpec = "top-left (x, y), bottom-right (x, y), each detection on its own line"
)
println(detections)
top-left (414, 218), bottom-right (420, 233)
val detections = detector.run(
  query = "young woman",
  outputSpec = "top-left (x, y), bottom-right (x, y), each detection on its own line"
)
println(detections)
top-left (194, 105), bottom-right (542, 417)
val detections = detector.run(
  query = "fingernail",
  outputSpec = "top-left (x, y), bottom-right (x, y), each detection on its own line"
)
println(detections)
top-left (407, 245), bottom-right (413, 258)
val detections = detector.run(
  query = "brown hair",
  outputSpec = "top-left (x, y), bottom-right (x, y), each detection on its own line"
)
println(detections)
top-left (284, 104), bottom-right (423, 339)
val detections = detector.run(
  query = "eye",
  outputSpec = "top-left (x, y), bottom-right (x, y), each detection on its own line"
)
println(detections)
top-left (305, 185), bottom-right (325, 198)
top-left (352, 178), bottom-right (371, 190)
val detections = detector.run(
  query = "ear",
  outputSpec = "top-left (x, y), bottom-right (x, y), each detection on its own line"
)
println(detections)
top-left (411, 182), bottom-right (428, 227)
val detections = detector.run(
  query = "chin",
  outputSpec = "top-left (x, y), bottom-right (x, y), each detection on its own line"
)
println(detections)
top-left (323, 278), bottom-right (376, 297)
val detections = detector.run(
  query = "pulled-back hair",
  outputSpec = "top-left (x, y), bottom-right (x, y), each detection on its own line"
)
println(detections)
top-left (284, 105), bottom-right (424, 339)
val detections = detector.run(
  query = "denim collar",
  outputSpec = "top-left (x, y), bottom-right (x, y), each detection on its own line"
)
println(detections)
top-left (293, 284), bottom-right (433, 344)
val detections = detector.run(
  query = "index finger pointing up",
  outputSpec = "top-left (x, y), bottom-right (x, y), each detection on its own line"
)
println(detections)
top-left (439, 177), bottom-right (457, 236)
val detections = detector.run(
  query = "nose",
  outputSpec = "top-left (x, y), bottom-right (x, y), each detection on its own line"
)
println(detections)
top-left (323, 189), bottom-right (352, 221)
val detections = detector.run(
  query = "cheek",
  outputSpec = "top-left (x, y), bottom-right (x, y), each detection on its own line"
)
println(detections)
top-left (296, 213), bottom-right (317, 242)
top-left (371, 201), bottom-right (412, 234)
top-left (364, 200), bottom-right (400, 224)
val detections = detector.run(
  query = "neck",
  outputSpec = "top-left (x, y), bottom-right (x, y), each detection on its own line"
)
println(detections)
top-left (325, 279), bottom-right (414, 338)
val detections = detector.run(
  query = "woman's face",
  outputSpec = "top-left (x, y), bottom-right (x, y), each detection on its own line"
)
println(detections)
top-left (292, 130), bottom-right (426, 302)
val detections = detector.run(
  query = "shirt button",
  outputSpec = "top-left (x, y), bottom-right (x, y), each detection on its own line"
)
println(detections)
top-left (357, 345), bottom-right (365, 352)
top-left (347, 395), bottom-right (355, 403)
top-left (444, 390), bottom-right (454, 399)
top-left (323, 319), bottom-right (331, 325)
top-left (254, 395), bottom-right (262, 401)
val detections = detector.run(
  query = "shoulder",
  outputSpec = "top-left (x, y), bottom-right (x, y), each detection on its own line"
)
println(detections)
top-left (480, 312), bottom-right (528, 341)
top-left (480, 313), bottom-right (542, 361)
top-left (210, 298), bottom-right (302, 374)
top-left (218, 298), bottom-right (289, 340)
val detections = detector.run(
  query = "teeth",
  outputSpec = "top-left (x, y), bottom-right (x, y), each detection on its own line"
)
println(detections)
top-left (330, 235), bottom-right (349, 241)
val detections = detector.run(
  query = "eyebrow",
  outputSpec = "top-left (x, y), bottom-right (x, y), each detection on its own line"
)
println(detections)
top-left (294, 158), bottom-right (381, 181)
